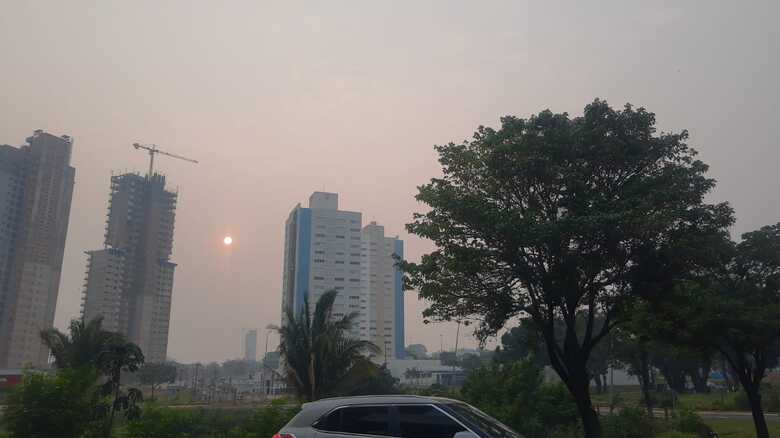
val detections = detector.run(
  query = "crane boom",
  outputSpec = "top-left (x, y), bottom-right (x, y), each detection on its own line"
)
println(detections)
top-left (132, 142), bottom-right (198, 175)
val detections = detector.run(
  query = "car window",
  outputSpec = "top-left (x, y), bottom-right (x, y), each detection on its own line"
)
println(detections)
top-left (316, 408), bottom-right (342, 432)
top-left (397, 405), bottom-right (465, 438)
top-left (320, 405), bottom-right (391, 436)
top-left (446, 403), bottom-right (523, 438)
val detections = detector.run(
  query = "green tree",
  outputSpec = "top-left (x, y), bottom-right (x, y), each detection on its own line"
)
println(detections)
top-left (339, 358), bottom-right (400, 395)
top-left (221, 359), bottom-right (251, 379)
top-left (652, 224), bottom-right (780, 438)
top-left (402, 100), bottom-right (732, 438)
top-left (138, 362), bottom-right (177, 401)
top-left (98, 338), bottom-right (145, 437)
top-left (3, 368), bottom-right (104, 438)
top-left (273, 289), bottom-right (379, 400)
top-left (40, 316), bottom-right (114, 369)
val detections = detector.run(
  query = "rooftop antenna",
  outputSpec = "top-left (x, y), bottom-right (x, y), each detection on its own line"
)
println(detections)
top-left (132, 142), bottom-right (198, 176)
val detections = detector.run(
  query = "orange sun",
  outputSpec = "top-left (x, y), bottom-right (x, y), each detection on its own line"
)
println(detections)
top-left (223, 236), bottom-right (233, 246)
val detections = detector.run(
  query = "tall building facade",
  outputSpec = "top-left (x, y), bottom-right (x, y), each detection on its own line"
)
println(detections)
top-left (361, 222), bottom-right (405, 360)
top-left (81, 173), bottom-right (177, 363)
top-left (281, 192), bottom-right (404, 360)
top-left (244, 329), bottom-right (258, 363)
top-left (0, 131), bottom-right (75, 368)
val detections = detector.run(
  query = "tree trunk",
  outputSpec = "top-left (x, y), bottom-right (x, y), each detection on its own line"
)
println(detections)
top-left (593, 373), bottom-right (604, 394)
top-left (570, 378), bottom-right (602, 438)
top-left (690, 368), bottom-right (709, 394)
top-left (638, 347), bottom-right (654, 417)
top-left (745, 385), bottom-right (770, 438)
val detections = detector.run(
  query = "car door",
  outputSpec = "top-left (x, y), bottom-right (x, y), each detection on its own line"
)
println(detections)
top-left (314, 405), bottom-right (397, 438)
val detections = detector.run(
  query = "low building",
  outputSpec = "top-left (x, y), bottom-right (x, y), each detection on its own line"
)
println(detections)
top-left (386, 359), bottom-right (466, 388)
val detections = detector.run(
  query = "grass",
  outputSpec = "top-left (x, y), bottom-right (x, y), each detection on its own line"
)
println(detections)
top-left (704, 418), bottom-right (780, 438)
top-left (592, 389), bottom-right (746, 412)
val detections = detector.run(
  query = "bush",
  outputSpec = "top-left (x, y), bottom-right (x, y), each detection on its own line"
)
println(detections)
top-left (3, 368), bottom-right (104, 438)
top-left (240, 401), bottom-right (300, 438)
top-left (601, 407), bottom-right (659, 438)
top-left (672, 409), bottom-right (713, 437)
top-left (657, 432), bottom-right (697, 438)
top-left (122, 402), bottom-right (300, 438)
top-left (460, 360), bottom-right (579, 438)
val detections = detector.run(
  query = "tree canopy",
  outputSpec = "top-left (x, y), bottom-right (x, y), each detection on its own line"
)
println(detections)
top-left (403, 100), bottom-right (733, 437)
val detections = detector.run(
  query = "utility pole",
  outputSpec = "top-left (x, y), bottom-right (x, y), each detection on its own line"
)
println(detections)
top-left (453, 321), bottom-right (461, 372)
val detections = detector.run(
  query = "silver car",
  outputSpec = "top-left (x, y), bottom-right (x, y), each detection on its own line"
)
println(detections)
top-left (273, 395), bottom-right (523, 438)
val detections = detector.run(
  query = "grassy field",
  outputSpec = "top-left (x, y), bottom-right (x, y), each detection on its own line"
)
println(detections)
top-left (592, 389), bottom-right (746, 412)
top-left (704, 418), bottom-right (780, 438)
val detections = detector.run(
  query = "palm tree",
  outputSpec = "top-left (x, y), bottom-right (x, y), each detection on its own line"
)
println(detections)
top-left (274, 289), bottom-right (379, 400)
top-left (40, 316), bottom-right (115, 369)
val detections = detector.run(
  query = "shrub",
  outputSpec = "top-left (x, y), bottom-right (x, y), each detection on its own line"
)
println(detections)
top-left (601, 407), bottom-right (658, 438)
top-left (3, 368), bottom-right (104, 438)
top-left (672, 409), bottom-right (712, 437)
top-left (658, 432), bottom-right (697, 438)
top-left (122, 402), bottom-right (300, 438)
top-left (240, 401), bottom-right (300, 438)
top-left (460, 360), bottom-right (578, 438)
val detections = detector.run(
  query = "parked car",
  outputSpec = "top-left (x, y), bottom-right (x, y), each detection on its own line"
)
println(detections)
top-left (273, 395), bottom-right (522, 438)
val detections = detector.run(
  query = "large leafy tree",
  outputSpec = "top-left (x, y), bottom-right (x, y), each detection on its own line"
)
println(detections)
top-left (403, 100), bottom-right (732, 437)
top-left (40, 316), bottom-right (115, 369)
top-left (138, 361), bottom-right (177, 401)
top-left (652, 223), bottom-right (780, 438)
top-left (274, 289), bottom-right (379, 400)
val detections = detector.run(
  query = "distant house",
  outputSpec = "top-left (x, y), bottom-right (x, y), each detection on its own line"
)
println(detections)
top-left (386, 359), bottom-right (466, 388)
top-left (0, 369), bottom-right (24, 389)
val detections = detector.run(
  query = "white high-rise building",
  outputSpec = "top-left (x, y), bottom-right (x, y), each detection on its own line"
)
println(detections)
top-left (361, 222), bottom-right (405, 361)
top-left (281, 192), bottom-right (405, 359)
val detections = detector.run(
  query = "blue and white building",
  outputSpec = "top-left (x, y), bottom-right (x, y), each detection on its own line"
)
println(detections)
top-left (281, 192), bottom-right (405, 360)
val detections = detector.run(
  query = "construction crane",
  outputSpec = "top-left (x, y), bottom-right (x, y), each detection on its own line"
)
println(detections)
top-left (132, 143), bottom-right (198, 176)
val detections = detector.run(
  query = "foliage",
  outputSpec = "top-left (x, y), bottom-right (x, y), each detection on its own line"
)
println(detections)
top-left (222, 359), bottom-right (252, 379)
top-left (122, 403), bottom-right (299, 438)
top-left (460, 360), bottom-right (579, 438)
top-left (657, 433), bottom-right (697, 438)
top-left (650, 223), bottom-right (780, 438)
top-left (3, 368), bottom-right (105, 438)
top-left (98, 338), bottom-right (145, 435)
top-left (671, 409), bottom-right (713, 437)
top-left (239, 401), bottom-right (301, 438)
top-left (601, 407), bottom-right (659, 438)
top-left (274, 289), bottom-right (379, 400)
top-left (338, 359), bottom-right (400, 396)
top-left (138, 362), bottom-right (177, 400)
top-left (40, 316), bottom-right (116, 369)
top-left (402, 100), bottom-right (733, 437)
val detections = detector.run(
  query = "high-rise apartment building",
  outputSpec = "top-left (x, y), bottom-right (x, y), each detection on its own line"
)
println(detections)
top-left (81, 173), bottom-right (177, 363)
top-left (0, 131), bottom-right (75, 368)
top-left (281, 192), bottom-right (404, 359)
top-left (361, 222), bottom-right (404, 360)
top-left (244, 329), bottom-right (258, 363)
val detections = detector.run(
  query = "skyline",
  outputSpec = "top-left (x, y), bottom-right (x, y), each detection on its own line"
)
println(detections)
top-left (1, 1), bottom-right (778, 363)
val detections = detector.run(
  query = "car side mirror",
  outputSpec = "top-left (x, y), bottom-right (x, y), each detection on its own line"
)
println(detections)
top-left (454, 432), bottom-right (479, 438)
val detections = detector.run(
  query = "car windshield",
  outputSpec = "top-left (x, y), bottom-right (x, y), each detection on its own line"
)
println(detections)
top-left (446, 403), bottom-right (523, 438)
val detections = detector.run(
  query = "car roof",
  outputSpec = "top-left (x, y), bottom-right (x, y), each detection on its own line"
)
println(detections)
top-left (287, 395), bottom-right (463, 428)
top-left (304, 395), bottom-right (459, 411)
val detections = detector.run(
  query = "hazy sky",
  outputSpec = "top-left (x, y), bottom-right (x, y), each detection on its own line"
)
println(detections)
top-left (1, 1), bottom-right (778, 363)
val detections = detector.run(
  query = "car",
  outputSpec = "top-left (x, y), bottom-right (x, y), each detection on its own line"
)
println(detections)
top-left (272, 394), bottom-right (523, 438)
